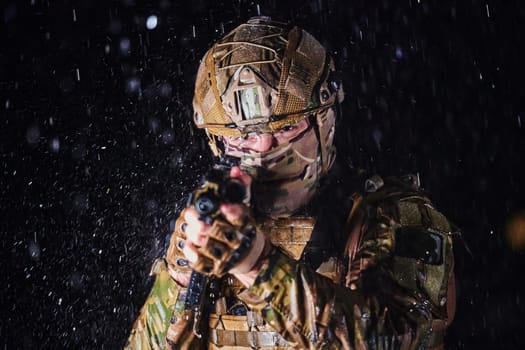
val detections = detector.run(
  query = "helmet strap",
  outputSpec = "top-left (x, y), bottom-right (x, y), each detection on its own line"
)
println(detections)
top-left (313, 112), bottom-right (329, 177)
top-left (206, 131), bottom-right (222, 157)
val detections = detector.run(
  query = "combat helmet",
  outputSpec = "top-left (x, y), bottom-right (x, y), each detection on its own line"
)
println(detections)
top-left (192, 16), bottom-right (344, 215)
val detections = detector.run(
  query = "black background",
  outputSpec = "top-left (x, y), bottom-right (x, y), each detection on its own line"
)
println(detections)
top-left (2, 0), bottom-right (525, 349)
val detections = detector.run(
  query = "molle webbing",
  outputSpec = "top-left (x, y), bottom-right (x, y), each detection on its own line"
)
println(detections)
top-left (259, 216), bottom-right (316, 259)
top-left (207, 216), bottom-right (315, 349)
top-left (208, 313), bottom-right (288, 349)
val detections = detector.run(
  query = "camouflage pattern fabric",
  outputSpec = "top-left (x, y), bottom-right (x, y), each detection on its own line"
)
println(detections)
top-left (126, 176), bottom-right (455, 350)
top-left (124, 259), bottom-right (185, 350)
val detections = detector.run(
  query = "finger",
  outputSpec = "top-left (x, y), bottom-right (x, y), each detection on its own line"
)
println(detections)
top-left (221, 203), bottom-right (245, 226)
top-left (182, 241), bottom-right (199, 264)
top-left (184, 207), bottom-right (211, 246)
top-left (230, 166), bottom-right (252, 186)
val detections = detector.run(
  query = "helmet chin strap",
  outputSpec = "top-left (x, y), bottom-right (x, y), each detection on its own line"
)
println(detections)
top-left (311, 108), bottom-right (336, 178)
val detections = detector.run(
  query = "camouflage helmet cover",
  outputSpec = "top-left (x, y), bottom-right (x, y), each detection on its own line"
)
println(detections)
top-left (192, 17), bottom-right (341, 139)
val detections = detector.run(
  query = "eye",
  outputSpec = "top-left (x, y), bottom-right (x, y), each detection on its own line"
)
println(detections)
top-left (278, 125), bottom-right (296, 133)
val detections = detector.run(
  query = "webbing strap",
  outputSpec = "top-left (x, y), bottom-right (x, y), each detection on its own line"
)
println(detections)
top-left (209, 329), bottom-right (288, 348)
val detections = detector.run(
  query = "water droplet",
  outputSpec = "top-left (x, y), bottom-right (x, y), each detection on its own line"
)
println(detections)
top-left (126, 77), bottom-right (141, 94)
top-left (29, 240), bottom-right (41, 260)
top-left (50, 138), bottom-right (60, 152)
top-left (146, 199), bottom-right (158, 211)
top-left (395, 47), bottom-right (403, 59)
top-left (148, 117), bottom-right (160, 133)
top-left (373, 129), bottom-right (382, 150)
top-left (162, 129), bottom-right (175, 144)
top-left (119, 37), bottom-right (131, 55)
top-left (146, 15), bottom-right (158, 30)
top-left (159, 82), bottom-right (172, 97)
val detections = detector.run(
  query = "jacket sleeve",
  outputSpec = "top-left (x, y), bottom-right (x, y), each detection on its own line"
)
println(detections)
top-left (125, 259), bottom-right (185, 350)
top-left (125, 218), bottom-right (192, 350)
top-left (239, 193), bottom-right (455, 350)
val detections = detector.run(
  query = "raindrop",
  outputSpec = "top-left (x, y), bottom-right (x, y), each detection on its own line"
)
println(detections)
top-left (518, 115), bottom-right (522, 128)
top-left (69, 272), bottom-right (83, 290)
top-left (50, 138), bottom-right (60, 152)
top-left (5, 99), bottom-right (10, 109)
top-left (485, 4), bottom-right (490, 18)
top-left (126, 77), bottom-right (141, 94)
top-left (71, 143), bottom-right (87, 160)
top-left (159, 82), bottom-right (173, 97)
top-left (72, 8), bottom-right (77, 22)
top-left (26, 125), bottom-right (40, 144)
top-left (169, 153), bottom-right (184, 169)
top-left (76, 68), bottom-right (80, 81)
top-left (148, 117), bottom-right (160, 134)
top-left (395, 47), bottom-right (403, 59)
top-left (146, 15), bottom-right (158, 30)
top-left (29, 239), bottom-right (41, 260)
top-left (146, 199), bottom-right (158, 211)
top-left (119, 37), bottom-right (131, 55)
top-left (59, 76), bottom-right (75, 94)
top-left (104, 44), bottom-right (111, 54)
top-left (373, 129), bottom-right (382, 150)
top-left (162, 129), bottom-right (175, 144)
top-left (72, 192), bottom-right (89, 212)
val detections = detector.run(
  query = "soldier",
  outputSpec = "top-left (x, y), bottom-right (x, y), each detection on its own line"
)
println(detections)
top-left (126, 17), bottom-right (456, 350)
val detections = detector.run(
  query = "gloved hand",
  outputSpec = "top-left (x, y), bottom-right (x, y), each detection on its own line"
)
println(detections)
top-left (170, 167), bottom-right (268, 278)
top-left (165, 218), bottom-right (193, 287)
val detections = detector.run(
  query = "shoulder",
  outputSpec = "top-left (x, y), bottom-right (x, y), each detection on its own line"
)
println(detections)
top-left (353, 174), bottom-right (455, 318)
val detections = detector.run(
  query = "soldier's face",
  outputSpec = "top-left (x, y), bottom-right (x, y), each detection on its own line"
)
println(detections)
top-left (221, 119), bottom-right (310, 153)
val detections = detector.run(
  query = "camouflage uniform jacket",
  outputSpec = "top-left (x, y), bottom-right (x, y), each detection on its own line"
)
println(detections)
top-left (125, 173), bottom-right (456, 350)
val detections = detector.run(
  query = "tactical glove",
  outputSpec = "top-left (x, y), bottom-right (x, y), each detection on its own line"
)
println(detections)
top-left (170, 206), bottom-right (267, 277)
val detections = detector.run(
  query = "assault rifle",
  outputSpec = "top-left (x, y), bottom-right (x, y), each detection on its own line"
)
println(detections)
top-left (183, 157), bottom-right (246, 337)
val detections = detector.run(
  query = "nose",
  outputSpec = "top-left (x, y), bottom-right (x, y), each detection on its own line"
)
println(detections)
top-left (245, 133), bottom-right (274, 152)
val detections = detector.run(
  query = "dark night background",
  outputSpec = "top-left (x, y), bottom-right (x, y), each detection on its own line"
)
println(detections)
top-left (2, 0), bottom-right (525, 349)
